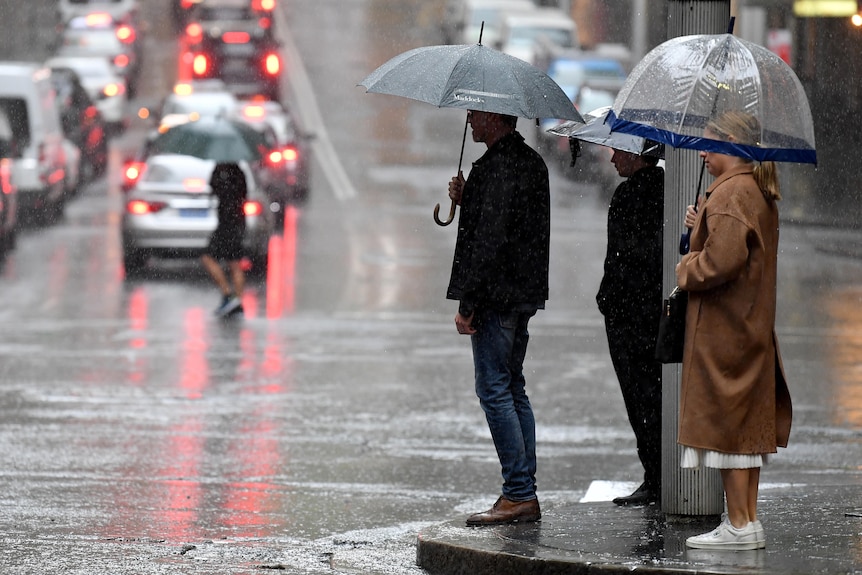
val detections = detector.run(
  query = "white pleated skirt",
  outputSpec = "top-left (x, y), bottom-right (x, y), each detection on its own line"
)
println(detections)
top-left (681, 447), bottom-right (770, 469)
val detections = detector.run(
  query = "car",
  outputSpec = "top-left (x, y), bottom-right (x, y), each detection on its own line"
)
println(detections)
top-left (46, 56), bottom-right (128, 134)
top-left (54, 13), bottom-right (141, 98)
top-left (157, 82), bottom-right (240, 126)
top-left (0, 62), bottom-right (70, 223)
top-left (496, 8), bottom-right (579, 64)
top-left (121, 154), bottom-right (274, 277)
top-left (48, 66), bottom-right (109, 184)
top-left (232, 99), bottom-right (311, 211)
top-left (0, 109), bottom-right (18, 253)
top-left (183, 0), bottom-right (282, 100)
top-left (58, 0), bottom-right (140, 25)
top-left (441, 0), bottom-right (534, 46)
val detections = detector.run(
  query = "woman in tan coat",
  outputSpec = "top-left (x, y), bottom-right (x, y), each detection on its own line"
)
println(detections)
top-left (676, 112), bottom-right (792, 551)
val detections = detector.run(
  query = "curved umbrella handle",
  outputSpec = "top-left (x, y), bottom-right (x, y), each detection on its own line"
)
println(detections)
top-left (433, 200), bottom-right (456, 226)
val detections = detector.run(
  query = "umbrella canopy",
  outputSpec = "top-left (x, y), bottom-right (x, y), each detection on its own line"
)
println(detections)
top-left (359, 43), bottom-right (583, 121)
top-left (549, 106), bottom-right (664, 157)
top-left (608, 33), bottom-right (816, 164)
top-left (148, 116), bottom-right (270, 163)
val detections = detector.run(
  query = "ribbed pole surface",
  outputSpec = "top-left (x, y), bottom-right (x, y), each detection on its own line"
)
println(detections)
top-left (660, 0), bottom-right (730, 518)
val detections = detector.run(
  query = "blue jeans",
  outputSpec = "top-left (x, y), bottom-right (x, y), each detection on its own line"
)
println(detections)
top-left (471, 307), bottom-right (538, 502)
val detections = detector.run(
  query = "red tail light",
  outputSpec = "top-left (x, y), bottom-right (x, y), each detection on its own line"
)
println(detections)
top-left (222, 31), bottom-right (250, 44)
top-left (243, 201), bottom-right (263, 217)
top-left (102, 82), bottom-right (125, 98)
top-left (263, 52), bottom-right (280, 75)
top-left (258, 17), bottom-right (271, 29)
top-left (252, 0), bottom-right (275, 10)
top-left (123, 161), bottom-right (145, 190)
top-left (116, 25), bottom-right (136, 43)
top-left (282, 146), bottom-right (298, 163)
top-left (127, 200), bottom-right (167, 215)
top-left (192, 53), bottom-right (209, 76)
top-left (185, 22), bottom-right (203, 42)
top-left (114, 53), bottom-right (130, 68)
top-left (0, 159), bottom-right (14, 195)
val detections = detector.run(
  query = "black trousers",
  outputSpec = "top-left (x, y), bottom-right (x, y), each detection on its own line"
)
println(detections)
top-left (605, 314), bottom-right (663, 490)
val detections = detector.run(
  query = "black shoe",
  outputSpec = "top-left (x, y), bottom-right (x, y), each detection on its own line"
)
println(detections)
top-left (613, 482), bottom-right (658, 506)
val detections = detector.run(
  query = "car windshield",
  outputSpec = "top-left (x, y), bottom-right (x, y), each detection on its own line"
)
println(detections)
top-left (199, 7), bottom-right (254, 22)
top-left (60, 30), bottom-right (123, 53)
top-left (141, 159), bottom-right (214, 186)
top-left (508, 26), bottom-right (572, 47)
top-left (164, 94), bottom-right (237, 117)
top-left (56, 59), bottom-right (112, 79)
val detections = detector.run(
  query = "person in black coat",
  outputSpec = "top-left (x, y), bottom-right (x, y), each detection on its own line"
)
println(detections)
top-left (595, 146), bottom-right (665, 505)
top-left (447, 110), bottom-right (550, 526)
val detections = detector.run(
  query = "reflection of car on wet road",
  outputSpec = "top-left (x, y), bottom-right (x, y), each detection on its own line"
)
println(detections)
top-left (232, 99), bottom-right (311, 209)
top-left (121, 154), bottom-right (273, 277)
top-left (184, 1), bottom-right (282, 100)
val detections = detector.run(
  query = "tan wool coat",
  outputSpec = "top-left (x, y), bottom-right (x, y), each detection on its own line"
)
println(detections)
top-left (676, 165), bottom-right (792, 454)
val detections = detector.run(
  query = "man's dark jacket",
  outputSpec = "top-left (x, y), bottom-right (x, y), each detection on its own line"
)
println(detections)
top-left (447, 131), bottom-right (550, 315)
top-left (596, 165), bottom-right (664, 335)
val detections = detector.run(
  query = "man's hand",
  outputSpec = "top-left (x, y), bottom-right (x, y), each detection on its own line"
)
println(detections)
top-left (448, 171), bottom-right (465, 205)
top-left (455, 311), bottom-right (475, 335)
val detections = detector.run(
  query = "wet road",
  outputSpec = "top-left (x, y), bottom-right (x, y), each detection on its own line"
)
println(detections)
top-left (1, 1), bottom-right (861, 573)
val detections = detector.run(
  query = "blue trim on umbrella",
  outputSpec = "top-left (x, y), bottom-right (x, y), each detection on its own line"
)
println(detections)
top-left (607, 110), bottom-right (817, 165)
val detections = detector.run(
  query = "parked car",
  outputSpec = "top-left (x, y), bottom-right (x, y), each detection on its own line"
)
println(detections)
top-left (232, 99), bottom-right (311, 211)
top-left (0, 62), bottom-right (70, 223)
top-left (54, 13), bottom-right (141, 97)
top-left (46, 56), bottom-right (128, 134)
top-left (0, 109), bottom-right (18, 252)
top-left (121, 154), bottom-right (273, 277)
top-left (183, 0), bottom-right (282, 100)
top-left (58, 0), bottom-right (140, 25)
top-left (497, 8), bottom-right (579, 64)
top-left (441, 0), bottom-right (534, 46)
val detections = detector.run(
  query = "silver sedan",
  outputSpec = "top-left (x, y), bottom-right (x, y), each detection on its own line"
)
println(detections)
top-left (121, 154), bottom-right (274, 277)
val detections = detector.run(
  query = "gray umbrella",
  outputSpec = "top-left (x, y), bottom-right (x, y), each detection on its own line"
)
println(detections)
top-left (360, 40), bottom-right (582, 225)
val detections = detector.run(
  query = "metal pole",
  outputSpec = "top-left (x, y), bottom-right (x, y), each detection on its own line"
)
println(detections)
top-left (660, 0), bottom-right (730, 518)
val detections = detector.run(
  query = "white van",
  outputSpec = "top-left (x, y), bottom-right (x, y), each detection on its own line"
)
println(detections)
top-left (442, 0), bottom-right (534, 46)
top-left (0, 62), bottom-right (69, 221)
top-left (497, 8), bottom-right (579, 64)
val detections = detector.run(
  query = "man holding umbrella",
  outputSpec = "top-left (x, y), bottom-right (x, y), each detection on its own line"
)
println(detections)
top-left (447, 109), bottom-right (550, 526)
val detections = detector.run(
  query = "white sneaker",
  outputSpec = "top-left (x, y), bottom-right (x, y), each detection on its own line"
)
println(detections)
top-left (686, 517), bottom-right (760, 550)
top-left (752, 519), bottom-right (766, 549)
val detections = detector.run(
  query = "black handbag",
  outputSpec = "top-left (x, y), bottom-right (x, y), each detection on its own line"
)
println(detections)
top-left (655, 286), bottom-right (687, 363)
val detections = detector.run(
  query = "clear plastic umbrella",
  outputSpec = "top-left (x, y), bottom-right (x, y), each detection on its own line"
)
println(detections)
top-left (608, 33), bottom-right (816, 164)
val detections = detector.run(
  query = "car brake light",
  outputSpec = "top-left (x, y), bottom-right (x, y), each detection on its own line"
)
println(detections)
top-left (181, 0), bottom-right (196, 8)
top-left (116, 24), bottom-right (135, 43)
top-left (222, 31), bottom-right (250, 44)
top-left (102, 82), bottom-right (124, 98)
top-left (123, 161), bottom-right (145, 189)
top-left (282, 146), bottom-right (298, 162)
top-left (243, 201), bottom-right (263, 216)
top-left (0, 159), bottom-right (14, 195)
top-left (192, 53), bottom-right (209, 76)
top-left (114, 53), bottom-right (130, 68)
top-left (185, 22), bottom-right (203, 42)
top-left (182, 178), bottom-right (207, 192)
top-left (85, 12), bottom-right (113, 27)
top-left (127, 200), bottom-right (166, 215)
top-left (242, 104), bottom-right (265, 119)
top-left (263, 52), bottom-right (280, 75)
top-left (252, 0), bottom-right (275, 11)
top-left (258, 17), bottom-right (271, 29)
top-left (267, 150), bottom-right (283, 164)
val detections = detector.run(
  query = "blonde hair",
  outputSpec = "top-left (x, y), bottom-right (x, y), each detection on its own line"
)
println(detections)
top-left (707, 111), bottom-right (781, 201)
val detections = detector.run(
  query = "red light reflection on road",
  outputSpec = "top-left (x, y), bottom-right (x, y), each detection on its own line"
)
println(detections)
top-left (265, 206), bottom-right (299, 318)
top-left (180, 308), bottom-right (209, 398)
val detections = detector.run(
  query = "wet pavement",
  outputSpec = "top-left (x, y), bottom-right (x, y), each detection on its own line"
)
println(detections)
top-left (1, 1), bottom-right (861, 574)
top-left (418, 480), bottom-right (862, 574)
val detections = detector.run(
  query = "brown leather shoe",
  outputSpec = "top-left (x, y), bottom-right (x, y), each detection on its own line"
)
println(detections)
top-left (466, 496), bottom-right (541, 526)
